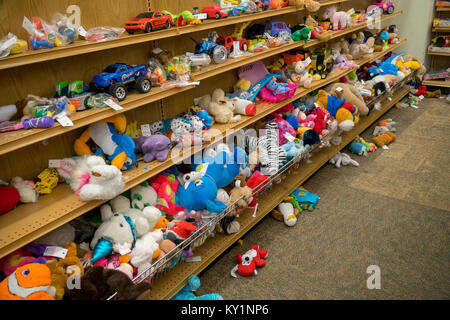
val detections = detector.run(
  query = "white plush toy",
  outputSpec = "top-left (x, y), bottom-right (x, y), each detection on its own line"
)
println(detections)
top-left (68, 156), bottom-right (125, 201)
top-left (10, 177), bottom-right (39, 203)
top-left (329, 152), bottom-right (359, 168)
top-left (278, 202), bottom-right (297, 227)
top-left (206, 88), bottom-right (241, 124)
top-left (130, 229), bottom-right (164, 277)
top-left (130, 183), bottom-right (158, 210)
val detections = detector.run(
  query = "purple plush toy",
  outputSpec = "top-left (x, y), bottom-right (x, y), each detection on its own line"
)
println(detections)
top-left (134, 135), bottom-right (172, 163)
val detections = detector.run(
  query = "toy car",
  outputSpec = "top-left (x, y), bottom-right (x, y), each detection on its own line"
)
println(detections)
top-left (191, 37), bottom-right (228, 64)
top-left (91, 63), bottom-right (151, 101)
top-left (216, 35), bottom-right (249, 53)
top-left (124, 11), bottom-right (172, 34)
top-left (307, 48), bottom-right (333, 79)
top-left (203, 5), bottom-right (229, 19)
top-left (265, 21), bottom-right (291, 37)
top-left (367, 0), bottom-right (394, 15)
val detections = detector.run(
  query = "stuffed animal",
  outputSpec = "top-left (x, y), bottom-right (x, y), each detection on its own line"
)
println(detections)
top-left (68, 156), bottom-right (125, 201)
top-left (134, 134), bottom-right (171, 163)
top-left (129, 229), bottom-right (163, 276)
top-left (349, 142), bottom-right (368, 156)
top-left (323, 5), bottom-right (348, 31)
top-left (349, 32), bottom-right (375, 59)
top-left (325, 83), bottom-right (369, 116)
top-left (0, 184), bottom-right (20, 215)
top-left (297, 126), bottom-right (321, 146)
top-left (172, 275), bottom-right (223, 300)
top-left (291, 25), bottom-right (311, 43)
top-left (330, 38), bottom-right (353, 60)
top-left (333, 55), bottom-right (360, 70)
top-left (230, 182), bottom-right (253, 209)
top-left (0, 249), bottom-right (44, 276)
top-left (166, 220), bottom-right (197, 245)
top-left (10, 177), bottom-right (39, 203)
top-left (329, 152), bottom-right (359, 168)
top-left (277, 202), bottom-right (298, 226)
top-left (305, 15), bottom-right (332, 41)
top-left (231, 245), bottom-right (268, 277)
top-left (315, 89), bottom-right (359, 131)
top-left (291, 60), bottom-right (320, 88)
top-left (310, 107), bottom-right (329, 135)
top-left (0, 263), bottom-right (55, 300)
top-left (372, 131), bottom-right (396, 147)
top-left (34, 223), bottom-right (76, 247)
top-left (74, 114), bottom-right (136, 171)
top-left (304, 0), bottom-right (321, 12)
top-left (63, 265), bottom-right (151, 300)
top-left (206, 88), bottom-right (241, 124)
top-left (130, 182), bottom-right (158, 210)
top-left (151, 173), bottom-right (186, 216)
top-left (373, 119), bottom-right (396, 136)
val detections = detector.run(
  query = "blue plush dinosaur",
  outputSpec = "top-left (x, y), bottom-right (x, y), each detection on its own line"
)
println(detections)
top-left (171, 275), bottom-right (223, 300)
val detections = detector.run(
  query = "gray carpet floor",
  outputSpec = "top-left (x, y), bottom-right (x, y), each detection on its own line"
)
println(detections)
top-left (196, 97), bottom-right (450, 300)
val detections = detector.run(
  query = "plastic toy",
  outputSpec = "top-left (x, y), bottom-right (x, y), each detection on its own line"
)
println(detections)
top-left (85, 27), bottom-right (125, 42)
top-left (172, 275), bottom-right (223, 300)
top-left (265, 21), bottom-right (291, 37)
top-left (34, 168), bottom-right (59, 195)
top-left (124, 12), bottom-right (172, 34)
top-left (231, 244), bottom-right (268, 277)
top-left (22, 16), bottom-right (62, 50)
top-left (307, 48), bottom-right (334, 79)
top-left (0, 33), bottom-right (27, 58)
top-left (216, 35), bottom-right (249, 52)
top-left (0, 263), bottom-right (55, 300)
top-left (192, 36), bottom-right (228, 64)
top-left (367, 0), bottom-right (395, 15)
top-left (203, 5), bottom-right (229, 19)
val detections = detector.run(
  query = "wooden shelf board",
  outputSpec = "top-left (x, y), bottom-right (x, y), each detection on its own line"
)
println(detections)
top-left (145, 85), bottom-right (411, 300)
top-left (436, 7), bottom-right (450, 12)
top-left (0, 39), bottom-right (406, 260)
top-left (432, 28), bottom-right (450, 32)
top-left (427, 51), bottom-right (450, 56)
top-left (303, 11), bottom-right (403, 49)
top-left (423, 79), bottom-right (450, 88)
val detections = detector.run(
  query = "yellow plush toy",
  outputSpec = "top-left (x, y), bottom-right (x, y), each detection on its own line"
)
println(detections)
top-left (316, 89), bottom-right (359, 131)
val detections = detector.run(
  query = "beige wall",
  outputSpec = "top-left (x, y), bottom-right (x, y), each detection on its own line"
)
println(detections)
top-left (390, 0), bottom-right (435, 68)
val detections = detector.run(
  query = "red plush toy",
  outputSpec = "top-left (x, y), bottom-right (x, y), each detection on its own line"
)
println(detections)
top-left (0, 185), bottom-right (20, 215)
top-left (231, 245), bottom-right (268, 277)
top-left (413, 85), bottom-right (427, 97)
top-left (166, 220), bottom-right (197, 245)
top-left (311, 108), bottom-right (328, 136)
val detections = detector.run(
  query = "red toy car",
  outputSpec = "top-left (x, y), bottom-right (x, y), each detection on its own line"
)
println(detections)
top-left (203, 5), bottom-right (229, 19)
top-left (216, 35), bottom-right (249, 52)
top-left (124, 11), bottom-right (172, 34)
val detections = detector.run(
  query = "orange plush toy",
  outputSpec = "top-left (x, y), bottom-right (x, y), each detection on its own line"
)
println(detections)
top-left (0, 263), bottom-right (55, 300)
top-left (372, 131), bottom-right (396, 147)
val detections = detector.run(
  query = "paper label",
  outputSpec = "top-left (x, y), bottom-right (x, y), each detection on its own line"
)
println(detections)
top-left (56, 115), bottom-right (74, 127)
top-left (141, 124), bottom-right (151, 137)
top-left (44, 246), bottom-right (68, 259)
top-left (118, 245), bottom-right (131, 256)
top-left (348, 8), bottom-right (355, 15)
top-left (49, 159), bottom-right (74, 171)
top-left (105, 99), bottom-right (123, 111)
top-left (284, 132), bottom-right (296, 143)
top-left (336, 87), bottom-right (343, 92)
top-left (185, 256), bottom-right (202, 263)
top-left (304, 57), bottom-right (312, 67)
top-left (382, 145), bottom-right (389, 150)
top-left (419, 95), bottom-right (424, 100)
top-left (78, 26), bottom-right (88, 37)
top-left (193, 13), bottom-right (207, 20)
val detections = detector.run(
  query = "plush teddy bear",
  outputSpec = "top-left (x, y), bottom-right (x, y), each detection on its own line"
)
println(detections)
top-left (134, 134), bottom-right (171, 163)
top-left (291, 60), bottom-right (320, 88)
top-left (206, 88), bottom-right (241, 124)
top-left (304, 0), bottom-right (321, 12)
top-left (330, 38), bottom-right (353, 60)
top-left (325, 82), bottom-right (369, 116)
top-left (349, 32), bottom-right (375, 60)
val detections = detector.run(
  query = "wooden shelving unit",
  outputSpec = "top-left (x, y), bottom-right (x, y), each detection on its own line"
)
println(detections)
top-left (423, 79), bottom-right (450, 87)
top-left (0, 12), bottom-right (402, 157)
top-left (0, 39), bottom-right (406, 259)
top-left (145, 85), bottom-right (411, 300)
top-left (427, 51), bottom-right (450, 56)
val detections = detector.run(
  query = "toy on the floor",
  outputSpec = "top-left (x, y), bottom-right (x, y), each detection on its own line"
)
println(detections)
top-left (372, 131), bottom-right (396, 147)
top-left (0, 263), bottom-right (54, 300)
top-left (354, 136), bottom-right (377, 153)
top-left (373, 119), bottom-right (396, 136)
top-left (291, 187), bottom-right (319, 211)
top-left (231, 244), bottom-right (268, 277)
top-left (275, 202), bottom-right (298, 226)
top-left (329, 152), bottom-right (359, 168)
top-left (171, 275), bottom-right (223, 300)
top-left (349, 142), bottom-right (368, 156)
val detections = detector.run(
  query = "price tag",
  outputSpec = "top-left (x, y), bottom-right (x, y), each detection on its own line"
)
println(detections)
top-left (55, 115), bottom-right (74, 127)
top-left (78, 26), bottom-right (88, 37)
top-left (284, 132), bottom-right (296, 143)
top-left (382, 145), bottom-right (389, 150)
top-left (48, 159), bottom-right (74, 171)
top-left (141, 124), bottom-right (151, 137)
top-left (44, 246), bottom-right (68, 259)
top-left (118, 244), bottom-right (131, 256)
top-left (185, 256), bottom-right (202, 263)
top-left (419, 95), bottom-right (424, 100)
top-left (336, 87), bottom-right (343, 92)
top-left (348, 8), bottom-right (355, 15)
top-left (105, 99), bottom-right (123, 111)
top-left (304, 57), bottom-right (312, 67)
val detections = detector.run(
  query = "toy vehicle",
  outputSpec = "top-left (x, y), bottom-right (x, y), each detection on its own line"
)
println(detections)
top-left (203, 5), bottom-right (229, 19)
top-left (124, 11), bottom-right (172, 34)
top-left (367, 0), bottom-right (394, 15)
top-left (191, 37), bottom-right (228, 64)
top-left (91, 63), bottom-right (151, 101)
top-left (265, 21), bottom-right (291, 37)
top-left (216, 35), bottom-right (249, 52)
top-left (307, 48), bottom-right (333, 79)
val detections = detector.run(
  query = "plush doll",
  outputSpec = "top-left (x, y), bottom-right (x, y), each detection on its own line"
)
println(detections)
top-left (0, 249), bottom-right (44, 276)
top-left (349, 32), bottom-right (375, 60)
top-left (330, 38), bottom-right (353, 60)
top-left (68, 156), bottom-right (125, 201)
top-left (231, 245), bottom-right (268, 277)
top-left (291, 60), bottom-right (320, 88)
top-left (74, 114), bottom-right (136, 171)
top-left (372, 131), bottom-right (396, 148)
top-left (206, 88), bottom-right (241, 124)
top-left (323, 5), bottom-right (348, 31)
top-left (151, 173), bottom-right (185, 216)
top-left (172, 275), bottom-right (223, 300)
top-left (230, 182), bottom-right (253, 209)
top-left (0, 263), bottom-right (55, 300)
top-left (315, 89), bottom-right (359, 131)
top-left (333, 55), bottom-right (360, 70)
top-left (0, 184), bottom-right (20, 215)
top-left (373, 119), bottom-right (396, 136)
top-left (349, 142), bottom-right (368, 156)
top-left (329, 152), bottom-right (359, 168)
top-left (166, 220), bottom-right (197, 245)
top-left (305, 15), bottom-right (332, 41)
top-left (325, 83), bottom-right (369, 116)
top-left (304, 0), bottom-right (321, 12)
top-left (63, 265), bottom-right (151, 300)
top-left (310, 107), bottom-right (329, 136)
top-left (9, 177), bottom-right (39, 203)
top-left (291, 25), bottom-right (311, 43)
top-left (130, 182), bottom-right (158, 210)
top-left (277, 202), bottom-right (298, 226)
top-left (134, 134), bottom-right (171, 163)
top-left (130, 229), bottom-right (163, 276)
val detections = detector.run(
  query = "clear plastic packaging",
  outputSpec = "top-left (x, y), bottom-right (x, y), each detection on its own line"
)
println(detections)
top-left (85, 93), bottom-right (117, 109)
top-left (51, 12), bottom-right (78, 45)
top-left (85, 27), bottom-right (125, 42)
top-left (23, 95), bottom-right (76, 120)
top-left (147, 58), bottom-right (167, 86)
top-left (22, 16), bottom-right (69, 50)
top-left (187, 53), bottom-right (211, 72)
top-left (0, 33), bottom-right (18, 58)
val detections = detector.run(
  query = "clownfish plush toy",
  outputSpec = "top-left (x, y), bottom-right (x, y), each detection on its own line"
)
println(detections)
top-left (0, 263), bottom-right (55, 300)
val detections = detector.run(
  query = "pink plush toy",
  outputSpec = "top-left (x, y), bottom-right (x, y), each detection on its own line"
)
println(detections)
top-left (323, 6), bottom-right (348, 31)
top-left (0, 249), bottom-right (39, 276)
top-left (333, 56), bottom-right (360, 70)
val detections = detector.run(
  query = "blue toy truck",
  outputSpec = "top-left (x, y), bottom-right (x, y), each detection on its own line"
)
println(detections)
top-left (91, 63), bottom-right (151, 101)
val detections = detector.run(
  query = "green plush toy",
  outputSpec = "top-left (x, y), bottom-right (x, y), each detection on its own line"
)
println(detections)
top-left (292, 27), bottom-right (311, 43)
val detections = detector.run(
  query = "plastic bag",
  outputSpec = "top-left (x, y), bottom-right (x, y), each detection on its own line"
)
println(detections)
top-left (147, 58), bottom-right (167, 86)
top-left (85, 93), bottom-right (117, 109)
top-left (23, 16), bottom-right (67, 50)
top-left (84, 27), bottom-right (125, 42)
top-left (0, 33), bottom-right (18, 58)
top-left (51, 12), bottom-right (78, 45)
top-left (187, 53), bottom-right (211, 72)
top-left (23, 95), bottom-right (76, 120)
